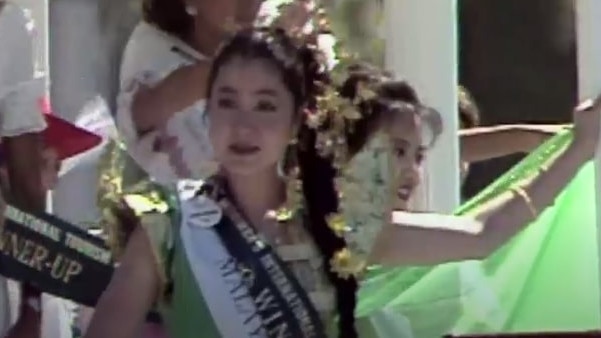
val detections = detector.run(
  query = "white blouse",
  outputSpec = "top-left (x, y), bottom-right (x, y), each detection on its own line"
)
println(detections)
top-left (117, 22), bottom-right (214, 185)
top-left (0, 1), bottom-right (47, 138)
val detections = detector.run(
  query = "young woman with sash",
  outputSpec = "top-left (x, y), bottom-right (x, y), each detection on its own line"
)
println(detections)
top-left (88, 27), bottom-right (386, 338)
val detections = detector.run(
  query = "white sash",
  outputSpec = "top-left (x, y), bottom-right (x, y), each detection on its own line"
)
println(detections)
top-left (178, 184), bottom-right (266, 338)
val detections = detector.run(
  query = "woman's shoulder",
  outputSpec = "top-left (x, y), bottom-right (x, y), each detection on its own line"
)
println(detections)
top-left (119, 21), bottom-right (204, 85)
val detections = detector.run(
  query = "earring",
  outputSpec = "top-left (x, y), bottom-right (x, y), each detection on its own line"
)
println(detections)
top-left (277, 159), bottom-right (287, 178)
top-left (278, 137), bottom-right (299, 178)
top-left (185, 5), bottom-right (198, 16)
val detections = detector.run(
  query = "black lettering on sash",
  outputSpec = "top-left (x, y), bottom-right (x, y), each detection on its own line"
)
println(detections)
top-left (266, 322), bottom-right (290, 338)
top-left (255, 288), bottom-right (278, 312)
top-left (219, 257), bottom-right (238, 277)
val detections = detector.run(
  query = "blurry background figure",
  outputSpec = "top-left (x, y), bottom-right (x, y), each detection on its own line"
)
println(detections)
top-left (457, 86), bottom-right (567, 192)
top-left (459, 0), bottom-right (576, 197)
top-left (0, 101), bottom-right (103, 338)
top-left (1, 1), bottom-right (48, 337)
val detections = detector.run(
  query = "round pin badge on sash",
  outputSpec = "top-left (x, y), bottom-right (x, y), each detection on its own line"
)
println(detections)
top-left (184, 195), bottom-right (223, 228)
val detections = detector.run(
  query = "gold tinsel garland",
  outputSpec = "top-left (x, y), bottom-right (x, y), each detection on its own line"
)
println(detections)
top-left (96, 138), bottom-right (168, 257)
top-left (95, 3), bottom-right (379, 278)
top-left (263, 4), bottom-right (379, 280)
top-left (96, 138), bottom-right (128, 256)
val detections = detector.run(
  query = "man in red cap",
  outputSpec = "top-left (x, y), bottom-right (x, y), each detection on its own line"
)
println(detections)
top-left (1, 2), bottom-right (101, 337)
top-left (0, 96), bottom-right (102, 338)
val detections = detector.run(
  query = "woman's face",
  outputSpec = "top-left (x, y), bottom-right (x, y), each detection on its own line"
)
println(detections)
top-left (207, 57), bottom-right (296, 177)
top-left (385, 111), bottom-right (426, 210)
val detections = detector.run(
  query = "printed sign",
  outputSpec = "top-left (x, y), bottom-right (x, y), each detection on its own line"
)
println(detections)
top-left (0, 204), bottom-right (113, 307)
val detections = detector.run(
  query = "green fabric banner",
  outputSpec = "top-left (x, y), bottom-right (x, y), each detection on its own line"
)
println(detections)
top-left (356, 130), bottom-right (600, 337)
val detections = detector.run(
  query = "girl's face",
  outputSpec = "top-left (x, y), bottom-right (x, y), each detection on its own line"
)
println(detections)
top-left (384, 111), bottom-right (427, 210)
top-left (0, 147), bottom-right (61, 196)
top-left (207, 57), bottom-right (296, 177)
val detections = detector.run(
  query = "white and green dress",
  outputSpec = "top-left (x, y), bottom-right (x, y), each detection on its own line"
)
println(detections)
top-left (135, 178), bottom-right (339, 338)
top-left (128, 132), bottom-right (395, 338)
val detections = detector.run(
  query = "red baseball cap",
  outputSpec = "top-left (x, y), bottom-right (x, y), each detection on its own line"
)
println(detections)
top-left (42, 114), bottom-right (103, 161)
top-left (39, 97), bottom-right (102, 161)
top-left (0, 97), bottom-right (103, 163)
top-left (39, 96), bottom-right (102, 161)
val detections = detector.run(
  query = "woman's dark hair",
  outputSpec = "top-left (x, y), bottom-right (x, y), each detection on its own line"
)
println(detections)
top-left (205, 29), bottom-right (442, 337)
top-left (142, 0), bottom-right (192, 41)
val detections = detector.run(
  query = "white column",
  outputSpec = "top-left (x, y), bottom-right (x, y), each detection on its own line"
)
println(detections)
top-left (384, 0), bottom-right (460, 213)
top-left (14, 0), bottom-right (49, 79)
top-left (575, 0), bottom-right (601, 314)
top-left (49, 0), bottom-right (103, 226)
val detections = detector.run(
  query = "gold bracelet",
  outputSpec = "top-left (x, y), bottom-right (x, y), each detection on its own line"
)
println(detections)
top-left (537, 163), bottom-right (548, 175)
top-left (511, 186), bottom-right (538, 219)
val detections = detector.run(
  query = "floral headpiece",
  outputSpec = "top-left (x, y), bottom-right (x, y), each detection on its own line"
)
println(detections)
top-left (262, 3), bottom-right (381, 280)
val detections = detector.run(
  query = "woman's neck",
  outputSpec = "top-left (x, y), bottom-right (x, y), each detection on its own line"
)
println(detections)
top-left (225, 169), bottom-right (285, 227)
top-left (189, 21), bottom-right (225, 57)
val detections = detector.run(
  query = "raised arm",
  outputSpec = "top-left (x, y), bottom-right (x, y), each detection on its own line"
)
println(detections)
top-left (84, 225), bottom-right (161, 338)
top-left (129, 61), bottom-right (210, 134)
top-left (460, 124), bottom-right (568, 163)
top-left (371, 98), bottom-right (599, 267)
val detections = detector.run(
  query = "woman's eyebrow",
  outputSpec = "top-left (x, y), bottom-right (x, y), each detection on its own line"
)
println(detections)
top-left (254, 88), bottom-right (278, 97)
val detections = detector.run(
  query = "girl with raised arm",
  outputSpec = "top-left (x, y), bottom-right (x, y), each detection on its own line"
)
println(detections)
top-left (332, 66), bottom-right (599, 266)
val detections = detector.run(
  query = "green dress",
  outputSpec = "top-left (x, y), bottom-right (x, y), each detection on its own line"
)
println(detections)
top-left (132, 180), bottom-right (338, 338)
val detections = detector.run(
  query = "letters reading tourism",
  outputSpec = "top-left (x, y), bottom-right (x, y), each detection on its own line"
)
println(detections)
top-left (0, 205), bottom-right (112, 284)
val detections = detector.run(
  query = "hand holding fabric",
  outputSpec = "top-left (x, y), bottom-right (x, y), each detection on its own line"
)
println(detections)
top-left (572, 94), bottom-right (601, 158)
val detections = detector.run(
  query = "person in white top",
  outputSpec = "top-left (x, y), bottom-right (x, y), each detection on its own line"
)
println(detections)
top-left (116, 0), bottom-right (313, 185)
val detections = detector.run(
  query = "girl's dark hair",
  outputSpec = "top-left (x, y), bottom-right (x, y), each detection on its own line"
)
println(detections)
top-left (458, 85), bottom-right (480, 129)
top-left (341, 64), bottom-right (443, 155)
top-left (142, 0), bottom-right (192, 41)
top-left (205, 29), bottom-right (441, 337)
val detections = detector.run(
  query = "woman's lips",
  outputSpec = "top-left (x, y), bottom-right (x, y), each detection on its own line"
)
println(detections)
top-left (228, 144), bottom-right (260, 155)
top-left (397, 186), bottom-right (413, 201)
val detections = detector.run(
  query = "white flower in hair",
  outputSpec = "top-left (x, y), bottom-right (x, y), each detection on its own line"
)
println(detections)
top-left (256, 0), bottom-right (294, 26)
top-left (257, 0), bottom-right (339, 71)
top-left (316, 33), bottom-right (338, 71)
top-left (339, 132), bottom-right (393, 258)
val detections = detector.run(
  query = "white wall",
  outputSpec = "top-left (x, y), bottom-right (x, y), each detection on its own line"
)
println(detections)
top-left (384, 0), bottom-right (460, 213)
top-left (48, 0), bottom-right (139, 226)
top-left (14, 0), bottom-right (48, 77)
top-left (49, 0), bottom-right (104, 225)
